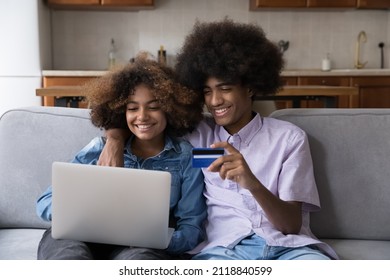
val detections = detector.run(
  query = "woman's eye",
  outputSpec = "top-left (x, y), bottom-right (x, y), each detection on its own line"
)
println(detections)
top-left (127, 107), bottom-right (138, 111)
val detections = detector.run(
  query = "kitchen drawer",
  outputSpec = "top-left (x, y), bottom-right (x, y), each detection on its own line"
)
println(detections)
top-left (298, 76), bottom-right (351, 86)
top-left (43, 76), bottom-right (96, 87)
top-left (351, 76), bottom-right (390, 87)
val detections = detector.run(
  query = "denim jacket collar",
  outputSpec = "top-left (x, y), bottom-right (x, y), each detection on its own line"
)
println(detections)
top-left (124, 133), bottom-right (181, 156)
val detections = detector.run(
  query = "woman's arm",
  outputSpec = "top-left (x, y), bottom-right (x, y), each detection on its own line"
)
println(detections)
top-left (166, 154), bottom-right (207, 254)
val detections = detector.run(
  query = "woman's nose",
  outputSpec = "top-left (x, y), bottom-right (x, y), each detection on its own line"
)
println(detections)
top-left (137, 108), bottom-right (149, 121)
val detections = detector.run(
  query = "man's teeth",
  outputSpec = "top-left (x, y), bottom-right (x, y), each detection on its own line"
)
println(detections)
top-left (215, 108), bottom-right (228, 114)
top-left (138, 124), bottom-right (152, 129)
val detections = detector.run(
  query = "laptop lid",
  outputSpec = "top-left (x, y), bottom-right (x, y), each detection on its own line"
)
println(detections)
top-left (51, 161), bottom-right (174, 249)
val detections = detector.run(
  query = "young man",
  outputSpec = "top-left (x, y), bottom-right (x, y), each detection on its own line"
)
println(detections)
top-left (100, 19), bottom-right (338, 260)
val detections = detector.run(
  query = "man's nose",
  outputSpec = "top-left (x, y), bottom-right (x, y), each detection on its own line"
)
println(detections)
top-left (208, 91), bottom-right (223, 106)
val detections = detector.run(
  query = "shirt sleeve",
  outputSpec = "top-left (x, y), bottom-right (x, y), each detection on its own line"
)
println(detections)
top-left (35, 137), bottom-right (105, 222)
top-left (278, 129), bottom-right (321, 212)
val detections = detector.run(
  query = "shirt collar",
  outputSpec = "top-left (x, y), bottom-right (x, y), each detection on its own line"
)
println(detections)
top-left (217, 112), bottom-right (263, 145)
top-left (124, 134), bottom-right (180, 155)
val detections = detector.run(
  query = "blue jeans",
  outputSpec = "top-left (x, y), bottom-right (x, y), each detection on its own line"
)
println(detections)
top-left (192, 234), bottom-right (330, 260)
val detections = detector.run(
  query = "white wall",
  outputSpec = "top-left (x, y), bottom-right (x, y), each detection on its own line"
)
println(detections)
top-left (50, 0), bottom-right (390, 70)
top-left (0, 0), bottom-right (51, 116)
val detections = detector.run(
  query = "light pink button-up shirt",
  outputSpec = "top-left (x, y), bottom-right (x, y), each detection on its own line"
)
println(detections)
top-left (186, 113), bottom-right (337, 259)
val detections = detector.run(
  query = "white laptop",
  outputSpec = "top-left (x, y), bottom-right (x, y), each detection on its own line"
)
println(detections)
top-left (51, 161), bottom-right (174, 249)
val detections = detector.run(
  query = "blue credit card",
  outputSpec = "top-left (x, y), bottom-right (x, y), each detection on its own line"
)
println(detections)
top-left (192, 148), bottom-right (224, 168)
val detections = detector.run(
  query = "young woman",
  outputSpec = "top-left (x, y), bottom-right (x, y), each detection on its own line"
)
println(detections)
top-left (36, 55), bottom-right (207, 260)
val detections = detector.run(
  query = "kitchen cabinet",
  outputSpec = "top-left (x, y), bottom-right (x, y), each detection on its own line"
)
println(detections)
top-left (307, 0), bottom-right (356, 7)
top-left (47, 0), bottom-right (99, 5)
top-left (352, 77), bottom-right (390, 108)
top-left (250, 0), bottom-right (388, 9)
top-left (282, 77), bottom-right (298, 85)
top-left (266, 76), bottom-right (357, 110)
top-left (357, 0), bottom-right (390, 9)
top-left (276, 77), bottom-right (298, 108)
top-left (46, 0), bottom-right (154, 10)
top-left (101, 0), bottom-right (153, 5)
top-left (250, 0), bottom-right (306, 8)
top-left (298, 76), bottom-right (350, 86)
top-left (298, 76), bottom-right (356, 108)
top-left (41, 76), bottom-right (96, 107)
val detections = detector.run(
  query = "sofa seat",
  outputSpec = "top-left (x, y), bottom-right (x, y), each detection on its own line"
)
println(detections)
top-left (322, 239), bottom-right (390, 260)
top-left (0, 106), bottom-right (102, 260)
top-left (270, 109), bottom-right (390, 260)
top-left (0, 229), bottom-right (45, 260)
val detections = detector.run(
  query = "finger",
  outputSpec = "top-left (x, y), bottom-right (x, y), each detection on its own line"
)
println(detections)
top-left (207, 157), bottom-right (224, 172)
top-left (210, 141), bottom-right (239, 155)
top-left (207, 154), bottom-right (237, 172)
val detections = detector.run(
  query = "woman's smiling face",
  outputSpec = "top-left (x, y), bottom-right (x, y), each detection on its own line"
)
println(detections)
top-left (126, 84), bottom-right (167, 143)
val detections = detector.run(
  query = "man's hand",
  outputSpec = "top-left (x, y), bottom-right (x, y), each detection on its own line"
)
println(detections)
top-left (207, 141), bottom-right (302, 234)
top-left (207, 141), bottom-right (259, 191)
top-left (98, 128), bottom-right (129, 167)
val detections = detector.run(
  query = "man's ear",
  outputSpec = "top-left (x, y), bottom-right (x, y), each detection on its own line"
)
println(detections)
top-left (248, 88), bottom-right (254, 98)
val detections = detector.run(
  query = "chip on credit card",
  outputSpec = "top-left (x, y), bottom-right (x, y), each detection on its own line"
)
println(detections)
top-left (192, 148), bottom-right (224, 168)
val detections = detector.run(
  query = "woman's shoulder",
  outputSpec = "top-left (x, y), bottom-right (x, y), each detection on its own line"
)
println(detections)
top-left (173, 137), bottom-right (193, 152)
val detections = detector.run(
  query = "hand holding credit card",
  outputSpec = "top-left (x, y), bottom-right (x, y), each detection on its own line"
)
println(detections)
top-left (192, 148), bottom-right (224, 168)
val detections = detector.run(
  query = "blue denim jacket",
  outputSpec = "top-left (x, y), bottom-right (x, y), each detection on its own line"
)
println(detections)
top-left (36, 135), bottom-right (207, 255)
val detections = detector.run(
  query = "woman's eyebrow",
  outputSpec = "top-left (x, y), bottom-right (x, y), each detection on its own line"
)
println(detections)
top-left (127, 99), bottom-right (159, 104)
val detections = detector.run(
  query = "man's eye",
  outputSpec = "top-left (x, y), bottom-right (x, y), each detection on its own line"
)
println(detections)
top-left (221, 87), bottom-right (231, 92)
top-left (203, 89), bottom-right (211, 95)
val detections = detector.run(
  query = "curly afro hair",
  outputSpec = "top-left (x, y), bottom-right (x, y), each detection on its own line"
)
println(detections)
top-left (175, 18), bottom-right (285, 99)
top-left (84, 53), bottom-right (204, 137)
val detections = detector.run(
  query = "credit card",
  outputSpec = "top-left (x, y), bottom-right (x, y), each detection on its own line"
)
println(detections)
top-left (192, 148), bottom-right (224, 168)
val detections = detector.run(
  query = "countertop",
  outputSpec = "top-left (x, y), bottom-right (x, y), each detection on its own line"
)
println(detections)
top-left (42, 69), bottom-right (390, 77)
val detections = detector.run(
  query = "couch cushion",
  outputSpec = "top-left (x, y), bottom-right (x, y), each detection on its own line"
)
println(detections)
top-left (322, 239), bottom-right (390, 260)
top-left (0, 228), bottom-right (45, 260)
top-left (270, 109), bottom-right (390, 241)
top-left (0, 107), bottom-right (102, 229)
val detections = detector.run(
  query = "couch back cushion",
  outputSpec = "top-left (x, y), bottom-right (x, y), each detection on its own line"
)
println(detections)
top-left (270, 109), bottom-right (390, 240)
top-left (0, 107), bottom-right (102, 229)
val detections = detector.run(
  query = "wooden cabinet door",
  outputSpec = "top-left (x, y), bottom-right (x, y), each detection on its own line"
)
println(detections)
top-left (47, 0), bottom-right (99, 5)
top-left (359, 87), bottom-right (390, 108)
top-left (357, 0), bottom-right (390, 9)
top-left (307, 0), bottom-right (356, 7)
top-left (352, 76), bottom-right (390, 108)
top-left (101, 0), bottom-right (154, 6)
top-left (250, 0), bottom-right (306, 8)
